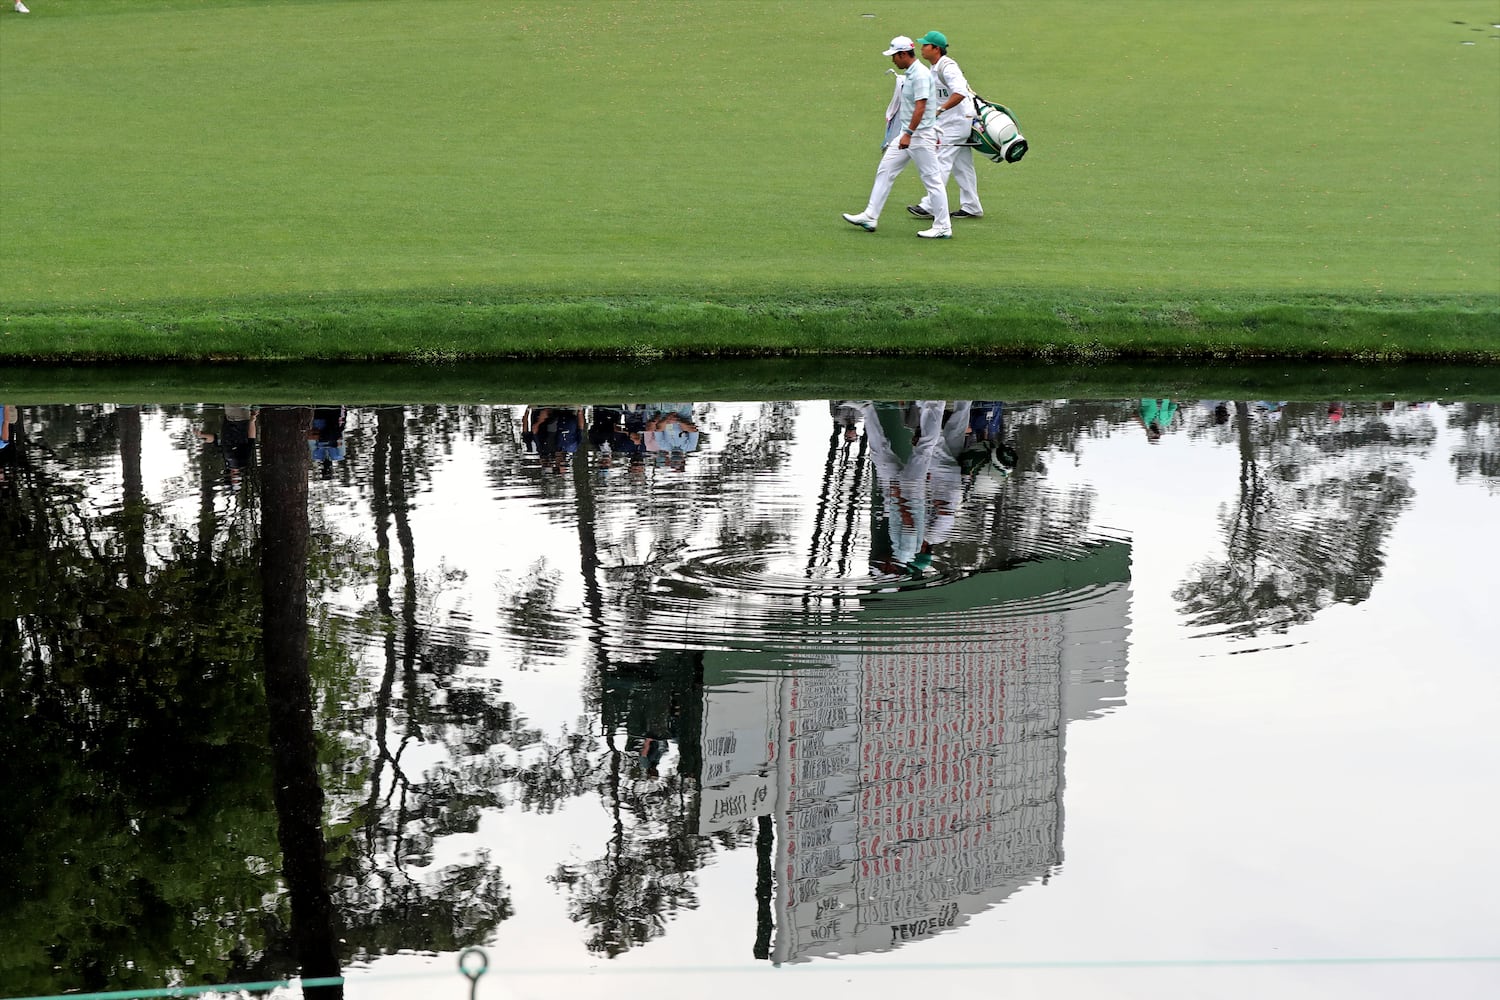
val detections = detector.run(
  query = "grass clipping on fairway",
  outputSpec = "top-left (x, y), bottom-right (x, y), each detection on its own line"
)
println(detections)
top-left (0, 1), bottom-right (1496, 361)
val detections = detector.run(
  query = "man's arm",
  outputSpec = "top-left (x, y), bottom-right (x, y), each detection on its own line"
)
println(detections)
top-left (900, 98), bottom-right (926, 147)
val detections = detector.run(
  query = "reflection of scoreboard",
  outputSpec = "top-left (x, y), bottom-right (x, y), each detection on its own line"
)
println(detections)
top-left (699, 541), bottom-right (1131, 963)
top-left (783, 614), bottom-right (1069, 961)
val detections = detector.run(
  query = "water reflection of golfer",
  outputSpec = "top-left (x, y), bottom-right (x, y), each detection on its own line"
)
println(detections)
top-left (925, 401), bottom-right (972, 551)
top-left (862, 401), bottom-right (957, 575)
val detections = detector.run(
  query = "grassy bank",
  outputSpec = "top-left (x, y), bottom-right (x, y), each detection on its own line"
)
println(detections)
top-left (3, 356), bottom-right (1498, 406)
top-left (1, 288), bottom-right (1496, 363)
top-left (2, 1), bottom-right (1496, 360)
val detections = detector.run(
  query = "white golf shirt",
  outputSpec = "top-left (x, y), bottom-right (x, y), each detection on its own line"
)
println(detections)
top-left (929, 55), bottom-right (975, 136)
top-left (897, 59), bottom-right (939, 134)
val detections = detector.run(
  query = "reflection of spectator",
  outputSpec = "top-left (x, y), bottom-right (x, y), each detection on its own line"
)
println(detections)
top-left (1137, 398), bottom-right (1180, 443)
top-left (647, 403), bottom-right (699, 471)
top-left (525, 406), bottom-right (584, 475)
top-left (830, 401), bottom-right (864, 442)
top-left (1254, 400), bottom-right (1287, 422)
top-left (0, 404), bottom-right (17, 484)
top-left (195, 405), bottom-right (257, 486)
top-left (967, 400), bottom-right (1002, 441)
top-left (1327, 403), bottom-right (1344, 423)
top-left (1201, 400), bottom-right (1231, 425)
top-left (636, 735), bottom-right (670, 779)
top-left (307, 405), bottom-right (347, 478)
top-left (589, 405), bottom-right (648, 463)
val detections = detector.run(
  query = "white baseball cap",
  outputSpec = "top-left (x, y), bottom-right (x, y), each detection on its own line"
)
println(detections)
top-left (882, 35), bottom-right (915, 55)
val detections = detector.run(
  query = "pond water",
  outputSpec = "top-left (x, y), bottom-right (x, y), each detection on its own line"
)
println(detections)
top-left (4, 398), bottom-right (1498, 1000)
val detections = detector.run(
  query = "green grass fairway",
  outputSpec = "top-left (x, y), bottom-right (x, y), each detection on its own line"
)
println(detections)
top-left (1, 0), bottom-right (1497, 360)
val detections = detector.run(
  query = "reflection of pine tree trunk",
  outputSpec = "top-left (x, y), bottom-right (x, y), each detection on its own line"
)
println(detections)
top-left (118, 405), bottom-right (147, 586)
top-left (260, 406), bottom-right (343, 997)
top-left (391, 412), bottom-right (420, 741)
top-left (805, 428), bottom-right (842, 584)
top-left (754, 814), bottom-right (774, 960)
top-left (604, 742), bottom-right (625, 949)
top-left (366, 409), bottom-right (400, 853)
top-left (1232, 401), bottom-right (1259, 575)
top-left (197, 411), bottom-right (218, 567)
top-left (571, 445), bottom-right (608, 671)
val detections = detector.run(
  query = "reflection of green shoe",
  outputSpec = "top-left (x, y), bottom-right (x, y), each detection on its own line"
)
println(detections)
top-left (842, 212), bottom-right (877, 232)
top-left (916, 227), bottom-right (951, 239)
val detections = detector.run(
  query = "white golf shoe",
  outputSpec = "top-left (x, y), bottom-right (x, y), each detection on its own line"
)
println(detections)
top-left (841, 212), bottom-right (877, 232)
top-left (916, 227), bottom-right (952, 239)
top-left (15, 2), bottom-right (31, 12)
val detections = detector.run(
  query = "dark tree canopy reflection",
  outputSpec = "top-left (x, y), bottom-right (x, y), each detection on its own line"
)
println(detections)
top-left (1174, 402), bottom-right (1433, 638)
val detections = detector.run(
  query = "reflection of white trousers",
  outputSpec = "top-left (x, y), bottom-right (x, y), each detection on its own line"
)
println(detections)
top-left (861, 402), bottom-right (945, 564)
top-left (862, 130), bottom-right (950, 230)
top-left (920, 120), bottom-right (982, 215)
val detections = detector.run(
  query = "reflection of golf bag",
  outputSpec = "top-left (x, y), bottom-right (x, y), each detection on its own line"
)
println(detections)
top-left (969, 94), bottom-right (1028, 163)
top-left (958, 403), bottom-right (1019, 479)
top-left (958, 439), bottom-right (1019, 478)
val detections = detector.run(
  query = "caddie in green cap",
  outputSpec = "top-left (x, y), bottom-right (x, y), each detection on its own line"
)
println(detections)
top-left (909, 30), bottom-right (985, 221)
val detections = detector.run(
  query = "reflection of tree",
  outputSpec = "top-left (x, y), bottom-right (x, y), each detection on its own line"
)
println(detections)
top-left (548, 652), bottom-right (734, 958)
top-left (974, 401), bottom-right (1119, 566)
top-left (260, 407), bottom-right (343, 997)
top-left (526, 414), bottom-right (733, 958)
top-left (754, 814), bottom-right (774, 960)
top-left (498, 557), bottom-right (568, 669)
top-left (0, 404), bottom-right (522, 992)
top-left (1174, 403), bottom-right (1430, 638)
top-left (0, 409), bottom-right (281, 994)
top-left (334, 406), bottom-right (513, 960)
top-left (551, 764), bottom-right (709, 958)
top-left (1447, 402), bottom-right (1500, 494)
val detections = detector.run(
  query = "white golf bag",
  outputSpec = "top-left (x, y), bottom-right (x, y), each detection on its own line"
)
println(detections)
top-left (969, 94), bottom-right (1028, 164)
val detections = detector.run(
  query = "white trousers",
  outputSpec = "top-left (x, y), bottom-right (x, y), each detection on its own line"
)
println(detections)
top-left (863, 130), bottom-right (950, 231)
top-left (920, 120), bottom-right (983, 215)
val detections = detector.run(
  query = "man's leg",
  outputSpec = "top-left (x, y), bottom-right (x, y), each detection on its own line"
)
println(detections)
top-left (909, 138), bottom-right (950, 233)
top-left (916, 138), bottom-right (961, 215)
top-left (951, 145), bottom-right (983, 216)
top-left (864, 143), bottom-right (911, 220)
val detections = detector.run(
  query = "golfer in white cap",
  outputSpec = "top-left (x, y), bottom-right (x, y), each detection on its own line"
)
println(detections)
top-left (842, 36), bottom-right (951, 238)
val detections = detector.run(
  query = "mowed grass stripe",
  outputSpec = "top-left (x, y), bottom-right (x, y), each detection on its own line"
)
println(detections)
top-left (0, 0), bottom-right (1496, 359)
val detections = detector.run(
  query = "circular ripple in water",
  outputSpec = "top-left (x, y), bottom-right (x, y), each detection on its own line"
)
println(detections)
top-left (618, 529), bottom-right (1131, 655)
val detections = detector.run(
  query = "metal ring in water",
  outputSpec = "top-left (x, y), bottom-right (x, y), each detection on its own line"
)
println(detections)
top-left (459, 946), bottom-right (489, 981)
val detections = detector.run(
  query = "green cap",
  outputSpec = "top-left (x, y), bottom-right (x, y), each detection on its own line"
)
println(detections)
top-left (918, 30), bottom-right (948, 49)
